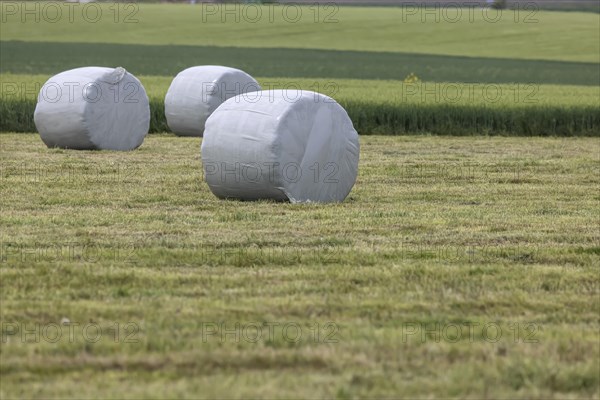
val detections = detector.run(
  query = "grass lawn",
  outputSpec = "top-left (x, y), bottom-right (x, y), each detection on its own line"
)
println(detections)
top-left (1, 133), bottom-right (598, 398)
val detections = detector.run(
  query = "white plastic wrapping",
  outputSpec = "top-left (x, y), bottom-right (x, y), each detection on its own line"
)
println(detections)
top-left (201, 90), bottom-right (360, 203)
top-left (164, 66), bottom-right (261, 137)
top-left (34, 67), bottom-right (150, 151)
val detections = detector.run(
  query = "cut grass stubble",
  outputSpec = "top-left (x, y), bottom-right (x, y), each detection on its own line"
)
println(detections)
top-left (0, 133), bottom-right (598, 398)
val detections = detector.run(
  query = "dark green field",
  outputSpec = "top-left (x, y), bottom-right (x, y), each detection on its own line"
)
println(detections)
top-left (2, 74), bottom-right (599, 135)
top-left (2, 41), bottom-right (599, 85)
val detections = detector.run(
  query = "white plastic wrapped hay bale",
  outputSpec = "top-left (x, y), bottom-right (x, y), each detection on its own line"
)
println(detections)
top-left (164, 66), bottom-right (261, 137)
top-left (201, 90), bottom-right (360, 203)
top-left (34, 67), bottom-right (150, 151)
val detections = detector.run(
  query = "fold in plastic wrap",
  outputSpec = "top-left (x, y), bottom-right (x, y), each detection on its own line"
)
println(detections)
top-left (34, 67), bottom-right (150, 151)
top-left (165, 66), bottom-right (261, 137)
top-left (201, 90), bottom-right (360, 203)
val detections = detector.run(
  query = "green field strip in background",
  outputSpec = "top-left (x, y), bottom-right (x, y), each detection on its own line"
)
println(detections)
top-left (4, 74), bottom-right (599, 105)
top-left (2, 41), bottom-right (599, 86)
top-left (4, 97), bottom-right (597, 136)
top-left (1, 5), bottom-right (598, 63)
top-left (2, 73), bottom-right (599, 135)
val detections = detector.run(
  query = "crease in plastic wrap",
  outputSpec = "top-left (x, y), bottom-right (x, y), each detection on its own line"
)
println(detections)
top-left (164, 66), bottom-right (261, 137)
top-left (201, 90), bottom-right (360, 203)
top-left (34, 67), bottom-right (150, 151)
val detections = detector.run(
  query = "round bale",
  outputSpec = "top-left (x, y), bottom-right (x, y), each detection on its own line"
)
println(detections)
top-left (201, 90), bottom-right (360, 203)
top-left (34, 67), bottom-right (150, 151)
top-left (164, 66), bottom-right (261, 137)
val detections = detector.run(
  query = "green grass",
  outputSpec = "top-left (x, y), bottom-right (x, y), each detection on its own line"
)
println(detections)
top-left (2, 73), bottom-right (599, 135)
top-left (51, 0), bottom-right (600, 13)
top-left (4, 73), bottom-right (600, 105)
top-left (2, 5), bottom-right (599, 85)
top-left (2, 41), bottom-right (599, 85)
top-left (1, 4), bottom-right (599, 397)
top-left (1, 5), bottom-right (598, 136)
top-left (1, 134), bottom-right (599, 398)
top-left (1, 5), bottom-right (598, 63)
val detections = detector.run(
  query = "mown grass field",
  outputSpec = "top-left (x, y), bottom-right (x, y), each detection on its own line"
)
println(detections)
top-left (1, 3), bottom-right (599, 399)
top-left (1, 133), bottom-right (599, 399)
